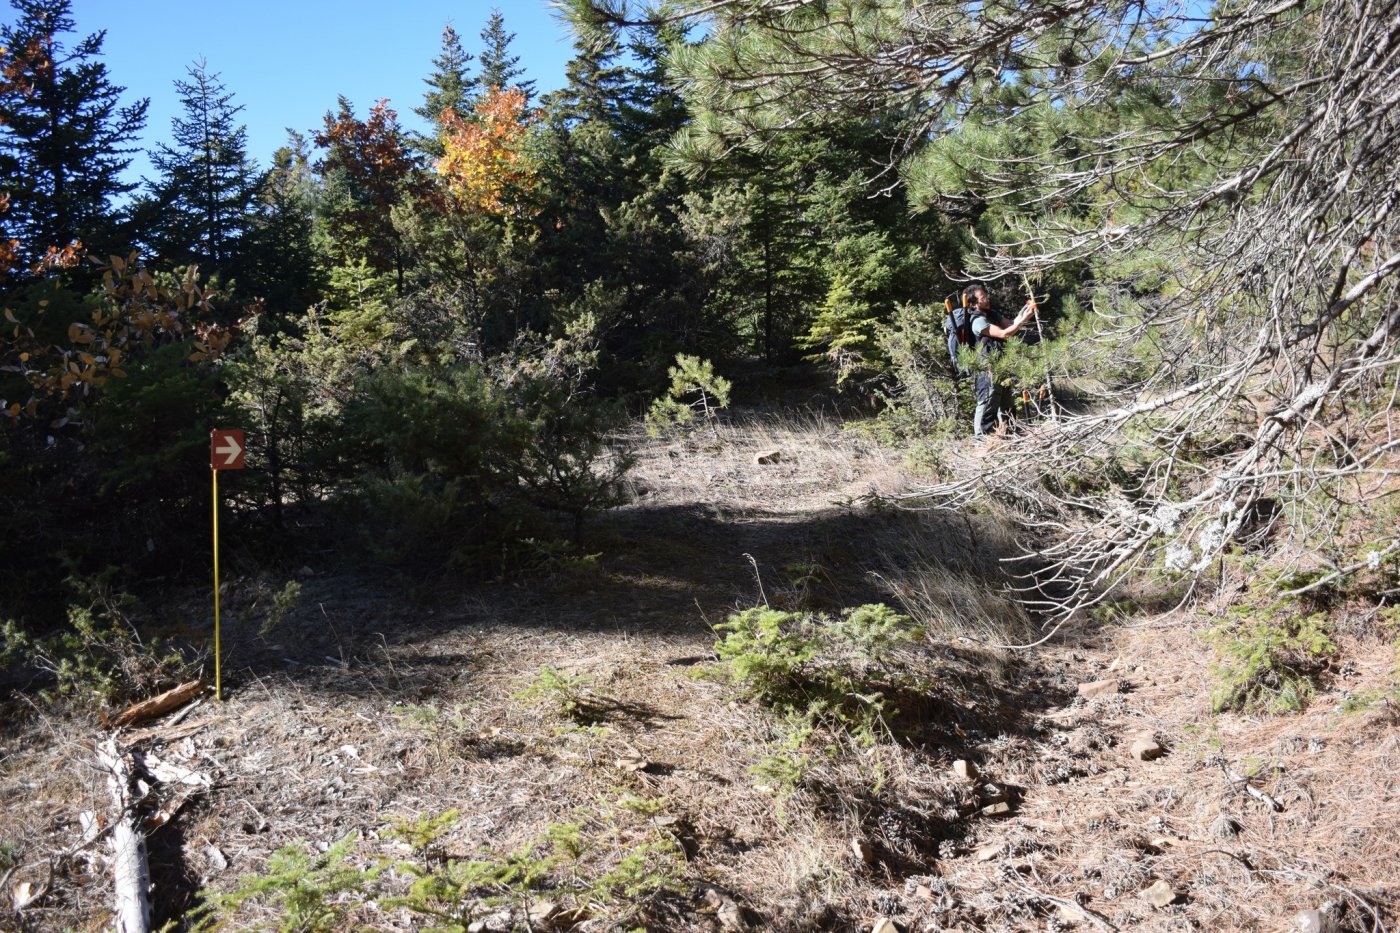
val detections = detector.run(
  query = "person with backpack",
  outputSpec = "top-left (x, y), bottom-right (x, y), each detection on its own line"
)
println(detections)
top-left (965, 284), bottom-right (1036, 440)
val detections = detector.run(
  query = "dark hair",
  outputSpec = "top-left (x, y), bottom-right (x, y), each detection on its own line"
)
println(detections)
top-left (962, 284), bottom-right (987, 304)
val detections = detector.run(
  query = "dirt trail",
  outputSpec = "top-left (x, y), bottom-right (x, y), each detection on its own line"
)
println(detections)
top-left (2, 411), bottom-right (1396, 932)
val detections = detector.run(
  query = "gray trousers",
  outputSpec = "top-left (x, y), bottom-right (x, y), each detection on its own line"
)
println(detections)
top-left (974, 371), bottom-right (1011, 436)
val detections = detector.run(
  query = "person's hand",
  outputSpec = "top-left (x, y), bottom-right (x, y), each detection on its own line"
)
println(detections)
top-left (1015, 303), bottom-right (1035, 325)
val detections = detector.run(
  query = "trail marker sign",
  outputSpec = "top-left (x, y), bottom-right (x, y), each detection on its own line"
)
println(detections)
top-left (210, 429), bottom-right (245, 470)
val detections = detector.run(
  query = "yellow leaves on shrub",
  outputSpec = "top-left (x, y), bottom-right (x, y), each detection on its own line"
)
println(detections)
top-left (1, 254), bottom-right (236, 414)
top-left (435, 86), bottom-right (534, 216)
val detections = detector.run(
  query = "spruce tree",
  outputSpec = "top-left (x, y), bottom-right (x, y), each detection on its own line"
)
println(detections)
top-left (0, 0), bottom-right (147, 268)
top-left (412, 23), bottom-right (476, 158)
top-left (476, 9), bottom-right (534, 100)
top-left (141, 58), bottom-right (261, 275)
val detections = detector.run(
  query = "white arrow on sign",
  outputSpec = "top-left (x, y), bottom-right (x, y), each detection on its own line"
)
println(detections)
top-left (214, 433), bottom-right (242, 467)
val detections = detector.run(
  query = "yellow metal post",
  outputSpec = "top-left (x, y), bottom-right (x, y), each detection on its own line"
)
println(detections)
top-left (212, 466), bottom-right (222, 701)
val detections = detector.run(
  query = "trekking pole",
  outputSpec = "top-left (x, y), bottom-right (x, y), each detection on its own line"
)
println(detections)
top-left (1020, 272), bottom-right (1058, 420)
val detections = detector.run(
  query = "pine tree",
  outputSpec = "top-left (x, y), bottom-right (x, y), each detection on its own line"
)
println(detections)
top-left (411, 23), bottom-right (476, 158)
top-left (141, 58), bottom-right (261, 275)
top-left (0, 0), bottom-right (147, 269)
top-left (476, 9), bottom-right (534, 101)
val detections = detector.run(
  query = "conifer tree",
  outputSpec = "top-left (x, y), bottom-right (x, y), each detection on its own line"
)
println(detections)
top-left (242, 132), bottom-right (325, 323)
top-left (411, 23), bottom-right (476, 158)
top-left (140, 58), bottom-right (261, 275)
top-left (476, 9), bottom-right (534, 100)
top-left (0, 0), bottom-right (147, 269)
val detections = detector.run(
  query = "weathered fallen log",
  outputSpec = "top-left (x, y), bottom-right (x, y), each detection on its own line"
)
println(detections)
top-left (96, 737), bottom-right (151, 933)
top-left (108, 679), bottom-right (206, 729)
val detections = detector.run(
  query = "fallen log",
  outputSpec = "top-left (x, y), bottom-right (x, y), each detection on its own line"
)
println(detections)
top-left (108, 679), bottom-right (206, 729)
top-left (96, 737), bottom-right (151, 933)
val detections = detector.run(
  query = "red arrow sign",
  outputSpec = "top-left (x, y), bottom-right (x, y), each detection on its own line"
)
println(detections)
top-left (210, 428), bottom-right (245, 470)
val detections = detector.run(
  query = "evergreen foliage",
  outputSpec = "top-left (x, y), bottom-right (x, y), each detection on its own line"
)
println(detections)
top-left (137, 59), bottom-right (261, 278)
top-left (412, 23), bottom-right (476, 157)
top-left (476, 9), bottom-right (535, 100)
top-left (0, 0), bottom-right (148, 268)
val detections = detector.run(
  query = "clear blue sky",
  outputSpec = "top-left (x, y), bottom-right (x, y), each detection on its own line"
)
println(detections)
top-left (1, 0), bottom-right (577, 180)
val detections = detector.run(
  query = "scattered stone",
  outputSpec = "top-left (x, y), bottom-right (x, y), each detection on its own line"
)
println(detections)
top-left (705, 888), bottom-right (746, 931)
top-left (872, 919), bottom-right (899, 933)
top-left (1131, 735), bottom-right (1164, 762)
top-left (1078, 679), bottom-right (1120, 699)
top-left (852, 837), bottom-right (877, 865)
top-left (979, 783), bottom-right (1010, 804)
top-left (981, 802), bottom-right (1014, 818)
top-left (975, 843), bottom-right (1002, 861)
top-left (1295, 909), bottom-right (1340, 933)
top-left (528, 901), bottom-right (559, 926)
top-left (203, 845), bottom-right (228, 873)
top-left (1141, 880), bottom-right (1178, 908)
top-left (914, 884), bottom-right (934, 899)
top-left (952, 759), bottom-right (978, 782)
top-left (296, 565), bottom-right (315, 578)
top-left (754, 449), bottom-right (782, 465)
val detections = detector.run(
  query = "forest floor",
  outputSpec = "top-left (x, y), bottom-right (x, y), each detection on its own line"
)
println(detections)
top-left (2, 408), bottom-right (1398, 932)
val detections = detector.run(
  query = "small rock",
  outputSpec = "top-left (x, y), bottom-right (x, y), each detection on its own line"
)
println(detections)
top-left (528, 901), bottom-right (559, 926)
top-left (914, 884), bottom-right (933, 899)
top-left (1295, 909), bottom-right (1339, 933)
top-left (203, 845), bottom-right (228, 872)
top-left (872, 920), bottom-right (899, 933)
top-left (296, 565), bottom-right (315, 578)
top-left (852, 837), bottom-right (876, 864)
top-left (754, 449), bottom-right (782, 465)
top-left (717, 901), bottom-right (746, 931)
top-left (974, 844), bottom-right (1002, 861)
top-left (705, 888), bottom-right (746, 932)
top-left (1078, 679), bottom-right (1120, 699)
top-left (952, 759), bottom-right (978, 782)
top-left (1141, 880), bottom-right (1178, 908)
top-left (1131, 735), bottom-right (1164, 762)
top-left (981, 802), bottom-right (1013, 818)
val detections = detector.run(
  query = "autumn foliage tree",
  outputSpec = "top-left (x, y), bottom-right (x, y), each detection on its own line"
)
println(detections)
top-left (435, 86), bottom-right (534, 217)
top-left (314, 98), bottom-right (433, 292)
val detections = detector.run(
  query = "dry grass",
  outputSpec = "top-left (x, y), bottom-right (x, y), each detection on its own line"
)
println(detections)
top-left (1, 408), bottom-right (1396, 931)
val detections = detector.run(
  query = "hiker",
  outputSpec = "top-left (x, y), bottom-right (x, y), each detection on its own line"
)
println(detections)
top-left (966, 284), bottom-right (1036, 440)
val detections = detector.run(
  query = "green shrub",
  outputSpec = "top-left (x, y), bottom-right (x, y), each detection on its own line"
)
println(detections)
top-left (192, 834), bottom-right (377, 933)
top-left (1206, 608), bottom-right (1337, 713)
top-left (646, 354), bottom-right (730, 437)
top-left (1, 571), bottom-right (194, 710)
top-left (714, 602), bottom-right (927, 780)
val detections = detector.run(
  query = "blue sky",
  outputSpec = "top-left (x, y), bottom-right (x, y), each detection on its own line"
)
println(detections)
top-left (1, 1), bottom-right (577, 180)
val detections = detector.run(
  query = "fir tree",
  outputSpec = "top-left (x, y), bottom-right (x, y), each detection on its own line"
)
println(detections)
top-left (0, 0), bottom-right (147, 268)
top-left (476, 9), bottom-right (534, 100)
top-left (140, 58), bottom-right (261, 275)
top-left (411, 23), bottom-right (476, 158)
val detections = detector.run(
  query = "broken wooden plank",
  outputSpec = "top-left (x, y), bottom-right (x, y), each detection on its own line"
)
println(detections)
top-left (108, 680), bottom-right (206, 729)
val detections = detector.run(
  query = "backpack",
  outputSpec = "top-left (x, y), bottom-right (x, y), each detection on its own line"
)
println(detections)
top-left (943, 292), bottom-right (975, 375)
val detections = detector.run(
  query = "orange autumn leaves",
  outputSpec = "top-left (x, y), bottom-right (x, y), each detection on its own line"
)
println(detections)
top-left (435, 87), bottom-right (534, 216)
